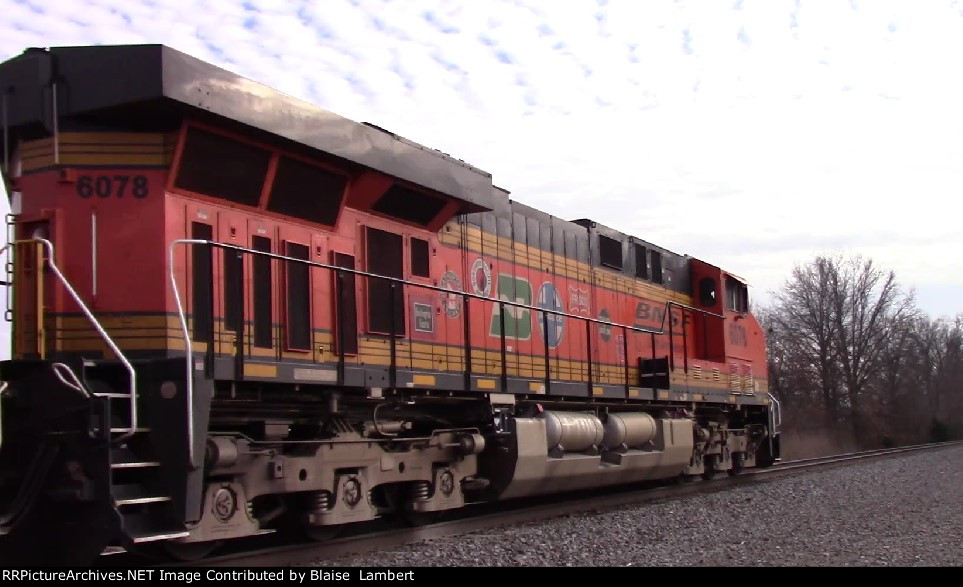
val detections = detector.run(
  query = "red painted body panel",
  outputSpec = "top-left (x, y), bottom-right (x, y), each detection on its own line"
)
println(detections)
top-left (16, 168), bottom-right (169, 315)
top-left (12, 126), bottom-right (768, 395)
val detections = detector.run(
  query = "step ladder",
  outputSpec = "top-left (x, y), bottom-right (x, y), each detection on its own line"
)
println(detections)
top-left (94, 371), bottom-right (190, 545)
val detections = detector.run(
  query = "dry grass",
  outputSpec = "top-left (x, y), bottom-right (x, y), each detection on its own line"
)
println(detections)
top-left (778, 427), bottom-right (861, 460)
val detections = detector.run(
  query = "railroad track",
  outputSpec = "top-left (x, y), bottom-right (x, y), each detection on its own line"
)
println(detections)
top-left (101, 440), bottom-right (962, 568)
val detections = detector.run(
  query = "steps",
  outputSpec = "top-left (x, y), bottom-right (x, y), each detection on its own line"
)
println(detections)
top-left (89, 365), bottom-right (191, 547)
top-left (113, 484), bottom-right (171, 506)
top-left (122, 511), bottom-right (191, 544)
top-left (109, 428), bottom-right (188, 543)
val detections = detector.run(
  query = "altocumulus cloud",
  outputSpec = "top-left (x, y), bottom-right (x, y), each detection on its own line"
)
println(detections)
top-left (1, 0), bottom-right (963, 329)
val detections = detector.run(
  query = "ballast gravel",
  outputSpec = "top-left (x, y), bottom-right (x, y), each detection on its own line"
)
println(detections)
top-left (310, 445), bottom-right (963, 567)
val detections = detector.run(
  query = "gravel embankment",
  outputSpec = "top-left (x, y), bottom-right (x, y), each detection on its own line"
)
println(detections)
top-left (310, 445), bottom-right (963, 567)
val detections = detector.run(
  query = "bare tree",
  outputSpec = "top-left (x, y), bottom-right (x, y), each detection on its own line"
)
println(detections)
top-left (758, 306), bottom-right (814, 410)
top-left (944, 315), bottom-right (963, 436)
top-left (909, 315), bottom-right (963, 437)
top-left (874, 313), bottom-right (917, 442)
top-left (869, 314), bottom-right (963, 443)
top-left (828, 256), bottom-right (916, 440)
top-left (762, 253), bottom-right (937, 449)
top-left (769, 256), bottom-right (843, 423)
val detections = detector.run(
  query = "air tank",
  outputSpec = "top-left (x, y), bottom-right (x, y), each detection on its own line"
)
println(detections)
top-left (602, 412), bottom-right (657, 450)
top-left (539, 411), bottom-right (604, 452)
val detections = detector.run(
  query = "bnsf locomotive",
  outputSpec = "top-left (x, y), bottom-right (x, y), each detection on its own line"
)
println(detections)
top-left (0, 45), bottom-right (779, 565)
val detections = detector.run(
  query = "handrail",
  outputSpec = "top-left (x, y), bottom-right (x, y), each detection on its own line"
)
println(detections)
top-left (1, 226), bottom-right (12, 320)
top-left (169, 239), bottom-right (729, 462)
top-left (0, 381), bottom-right (7, 451)
top-left (169, 239), bottom-right (206, 469)
top-left (1, 238), bottom-right (138, 439)
top-left (768, 393), bottom-right (782, 433)
top-left (175, 239), bottom-right (724, 337)
top-left (51, 362), bottom-right (89, 397)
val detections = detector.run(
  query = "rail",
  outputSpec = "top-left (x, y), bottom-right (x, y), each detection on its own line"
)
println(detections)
top-left (169, 239), bottom-right (729, 466)
top-left (0, 238), bottom-right (139, 439)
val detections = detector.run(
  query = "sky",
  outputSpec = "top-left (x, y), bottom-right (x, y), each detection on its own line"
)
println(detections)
top-left (1, 0), bottom-right (962, 360)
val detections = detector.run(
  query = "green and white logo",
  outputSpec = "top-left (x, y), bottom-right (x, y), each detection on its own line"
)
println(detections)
top-left (489, 273), bottom-right (532, 340)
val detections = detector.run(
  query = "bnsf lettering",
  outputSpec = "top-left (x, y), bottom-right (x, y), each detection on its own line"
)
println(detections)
top-left (636, 302), bottom-right (658, 323)
top-left (76, 175), bottom-right (149, 199)
top-left (635, 302), bottom-right (690, 328)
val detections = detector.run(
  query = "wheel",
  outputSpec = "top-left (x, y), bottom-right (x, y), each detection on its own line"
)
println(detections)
top-left (304, 524), bottom-right (342, 542)
top-left (400, 509), bottom-right (448, 527)
top-left (756, 439), bottom-right (776, 468)
top-left (131, 539), bottom-right (222, 562)
top-left (382, 483), bottom-right (449, 527)
top-left (702, 454), bottom-right (720, 480)
top-left (728, 454), bottom-right (745, 476)
top-left (161, 540), bottom-right (222, 561)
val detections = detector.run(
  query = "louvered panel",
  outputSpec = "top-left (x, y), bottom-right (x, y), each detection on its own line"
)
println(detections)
top-left (742, 364), bottom-right (753, 392)
top-left (729, 362), bottom-right (741, 391)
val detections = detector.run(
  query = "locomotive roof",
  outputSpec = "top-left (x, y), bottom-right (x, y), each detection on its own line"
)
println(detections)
top-left (0, 44), bottom-right (497, 212)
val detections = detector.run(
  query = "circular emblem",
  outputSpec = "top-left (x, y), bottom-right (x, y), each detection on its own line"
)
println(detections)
top-left (212, 486), bottom-right (237, 522)
top-left (470, 258), bottom-right (492, 297)
top-left (439, 271), bottom-right (463, 318)
top-left (598, 309), bottom-right (612, 342)
top-left (536, 282), bottom-right (565, 349)
top-left (439, 469), bottom-right (455, 497)
top-left (342, 477), bottom-right (363, 509)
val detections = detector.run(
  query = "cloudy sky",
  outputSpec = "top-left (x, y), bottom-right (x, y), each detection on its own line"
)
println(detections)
top-left (1, 0), bottom-right (962, 353)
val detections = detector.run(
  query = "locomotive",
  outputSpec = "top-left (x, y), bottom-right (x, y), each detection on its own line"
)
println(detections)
top-left (0, 45), bottom-right (779, 565)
